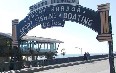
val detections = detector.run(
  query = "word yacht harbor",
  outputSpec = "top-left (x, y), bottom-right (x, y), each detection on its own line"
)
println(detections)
top-left (29, 0), bottom-right (79, 12)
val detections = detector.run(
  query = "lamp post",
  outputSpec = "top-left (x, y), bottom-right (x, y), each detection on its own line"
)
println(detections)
top-left (80, 48), bottom-right (82, 54)
top-left (75, 47), bottom-right (82, 55)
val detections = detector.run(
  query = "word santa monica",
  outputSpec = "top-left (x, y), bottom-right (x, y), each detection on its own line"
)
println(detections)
top-left (29, 0), bottom-right (79, 12)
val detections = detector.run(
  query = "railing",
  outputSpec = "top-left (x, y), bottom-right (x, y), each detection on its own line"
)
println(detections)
top-left (0, 54), bottom-right (115, 72)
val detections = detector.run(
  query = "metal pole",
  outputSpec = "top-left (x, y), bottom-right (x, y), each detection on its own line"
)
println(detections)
top-left (75, 47), bottom-right (82, 55)
top-left (81, 48), bottom-right (82, 54)
top-left (108, 41), bottom-right (115, 73)
top-left (108, 16), bottom-right (115, 73)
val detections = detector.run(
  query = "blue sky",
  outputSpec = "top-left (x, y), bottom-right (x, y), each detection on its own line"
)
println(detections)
top-left (0, 0), bottom-right (116, 54)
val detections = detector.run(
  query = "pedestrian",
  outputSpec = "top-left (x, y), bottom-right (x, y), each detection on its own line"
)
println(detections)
top-left (87, 52), bottom-right (90, 61)
top-left (84, 52), bottom-right (87, 61)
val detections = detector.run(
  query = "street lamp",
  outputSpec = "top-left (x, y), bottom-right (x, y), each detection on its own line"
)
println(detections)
top-left (79, 48), bottom-right (82, 54)
top-left (75, 47), bottom-right (82, 54)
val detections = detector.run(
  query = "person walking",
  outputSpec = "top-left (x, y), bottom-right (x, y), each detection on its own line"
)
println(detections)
top-left (84, 52), bottom-right (87, 61)
top-left (87, 52), bottom-right (90, 61)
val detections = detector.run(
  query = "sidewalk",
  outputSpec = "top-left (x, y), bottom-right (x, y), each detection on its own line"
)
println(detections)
top-left (6, 57), bottom-right (113, 73)
top-left (34, 58), bottom-right (115, 73)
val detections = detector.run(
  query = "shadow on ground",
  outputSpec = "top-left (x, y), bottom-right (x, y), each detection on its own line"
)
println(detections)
top-left (14, 58), bottom-right (108, 73)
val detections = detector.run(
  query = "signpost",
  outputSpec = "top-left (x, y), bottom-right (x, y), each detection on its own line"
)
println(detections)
top-left (12, 19), bottom-right (23, 70)
top-left (97, 3), bottom-right (115, 73)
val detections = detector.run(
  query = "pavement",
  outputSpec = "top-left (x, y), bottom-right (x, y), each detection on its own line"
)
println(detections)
top-left (5, 58), bottom-right (116, 73)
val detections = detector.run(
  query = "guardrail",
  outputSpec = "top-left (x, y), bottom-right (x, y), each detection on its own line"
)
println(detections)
top-left (0, 54), bottom-right (115, 72)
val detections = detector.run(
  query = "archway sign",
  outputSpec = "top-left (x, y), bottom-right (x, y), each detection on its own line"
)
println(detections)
top-left (11, 0), bottom-right (115, 73)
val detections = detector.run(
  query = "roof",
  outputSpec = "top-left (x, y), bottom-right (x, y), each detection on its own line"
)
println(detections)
top-left (0, 32), bottom-right (12, 39)
top-left (22, 36), bottom-right (63, 43)
top-left (0, 32), bottom-right (63, 43)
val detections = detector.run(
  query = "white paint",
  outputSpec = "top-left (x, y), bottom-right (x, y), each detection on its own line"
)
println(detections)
top-left (61, 6), bottom-right (65, 11)
top-left (64, 13), bottom-right (67, 18)
top-left (71, 7), bottom-right (75, 11)
top-left (40, 16), bottom-right (44, 21)
top-left (28, 3), bottom-right (78, 14)
top-left (81, 16), bottom-right (85, 22)
top-left (80, 15), bottom-right (93, 26)
top-left (72, 14), bottom-right (76, 20)
top-left (37, 13), bottom-right (54, 22)
top-left (77, 7), bottom-right (81, 13)
top-left (68, 13), bottom-right (73, 19)
top-left (88, 20), bottom-right (93, 26)
top-left (83, 16), bottom-right (89, 25)
top-left (63, 13), bottom-right (76, 20)
top-left (29, 0), bottom-right (79, 12)
top-left (48, 5), bottom-right (80, 12)
top-left (46, 22), bottom-right (51, 26)
top-left (56, 6), bottom-right (60, 11)
top-left (20, 21), bottom-right (32, 38)
top-left (77, 15), bottom-right (81, 22)
top-left (66, 6), bottom-right (70, 11)
top-left (44, 16), bottom-right (48, 21)
top-left (48, 13), bottom-right (54, 19)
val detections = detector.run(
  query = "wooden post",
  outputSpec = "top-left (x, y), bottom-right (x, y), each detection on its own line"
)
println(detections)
top-left (12, 19), bottom-right (19, 48)
top-left (11, 19), bottom-right (22, 70)
top-left (97, 3), bottom-right (115, 73)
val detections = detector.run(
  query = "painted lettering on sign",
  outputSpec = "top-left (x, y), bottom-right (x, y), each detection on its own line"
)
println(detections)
top-left (51, 5), bottom-right (81, 12)
top-left (51, 0), bottom-right (77, 4)
top-left (59, 13), bottom-right (76, 21)
top-left (17, 11), bottom-right (64, 38)
top-left (37, 4), bottom-right (94, 28)
top-left (17, 4), bottom-right (98, 39)
top-left (41, 20), bottom-right (65, 29)
top-left (29, 0), bottom-right (79, 12)
top-left (63, 13), bottom-right (76, 20)
top-left (59, 13), bottom-right (93, 26)
top-left (38, 13), bottom-right (54, 22)
top-left (19, 21), bottom-right (32, 38)
top-left (49, 4), bottom-right (94, 27)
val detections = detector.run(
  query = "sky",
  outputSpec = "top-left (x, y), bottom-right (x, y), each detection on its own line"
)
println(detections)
top-left (0, 0), bottom-right (116, 54)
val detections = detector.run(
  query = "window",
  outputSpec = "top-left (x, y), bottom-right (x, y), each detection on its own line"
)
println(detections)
top-left (47, 44), bottom-right (50, 49)
top-left (40, 43), bottom-right (44, 49)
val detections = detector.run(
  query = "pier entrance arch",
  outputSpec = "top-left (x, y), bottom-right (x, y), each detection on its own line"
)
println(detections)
top-left (11, 1), bottom-right (114, 73)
